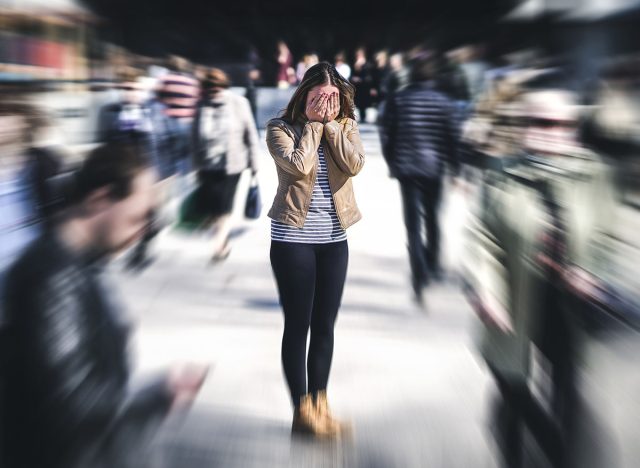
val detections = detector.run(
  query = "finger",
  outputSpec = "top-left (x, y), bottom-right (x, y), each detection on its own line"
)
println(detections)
top-left (309, 94), bottom-right (320, 110)
top-left (317, 97), bottom-right (328, 113)
top-left (314, 95), bottom-right (325, 111)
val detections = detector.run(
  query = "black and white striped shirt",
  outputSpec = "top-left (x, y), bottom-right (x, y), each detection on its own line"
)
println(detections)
top-left (271, 145), bottom-right (347, 244)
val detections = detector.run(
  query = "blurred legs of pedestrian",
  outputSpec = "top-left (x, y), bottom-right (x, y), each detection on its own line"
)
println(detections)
top-left (399, 177), bottom-right (443, 304)
top-left (210, 214), bottom-right (233, 262)
top-left (356, 106), bottom-right (368, 123)
top-left (195, 169), bottom-right (241, 263)
top-left (125, 176), bottom-right (176, 271)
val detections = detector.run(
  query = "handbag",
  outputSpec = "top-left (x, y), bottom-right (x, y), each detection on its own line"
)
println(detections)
top-left (244, 175), bottom-right (262, 220)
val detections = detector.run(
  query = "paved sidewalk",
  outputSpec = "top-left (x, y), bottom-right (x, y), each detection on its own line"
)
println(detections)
top-left (112, 124), bottom-right (499, 468)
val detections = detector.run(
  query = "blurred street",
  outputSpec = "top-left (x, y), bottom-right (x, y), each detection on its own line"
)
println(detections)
top-left (113, 124), bottom-right (497, 468)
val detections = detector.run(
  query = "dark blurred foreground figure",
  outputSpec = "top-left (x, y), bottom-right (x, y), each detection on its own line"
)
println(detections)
top-left (2, 142), bottom-right (207, 468)
top-left (380, 54), bottom-right (459, 306)
top-left (0, 102), bottom-right (64, 289)
top-left (463, 86), bottom-right (616, 467)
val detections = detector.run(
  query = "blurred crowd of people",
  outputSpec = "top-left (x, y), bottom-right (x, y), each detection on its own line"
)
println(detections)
top-left (2, 29), bottom-right (640, 466)
top-left (377, 43), bottom-right (640, 466)
top-left (272, 40), bottom-right (408, 123)
top-left (0, 53), bottom-right (263, 467)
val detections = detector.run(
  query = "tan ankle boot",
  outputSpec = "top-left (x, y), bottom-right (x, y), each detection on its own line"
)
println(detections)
top-left (314, 391), bottom-right (352, 435)
top-left (292, 394), bottom-right (338, 438)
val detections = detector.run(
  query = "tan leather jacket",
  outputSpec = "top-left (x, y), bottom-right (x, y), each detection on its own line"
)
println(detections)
top-left (266, 117), bottom-right (365, 229)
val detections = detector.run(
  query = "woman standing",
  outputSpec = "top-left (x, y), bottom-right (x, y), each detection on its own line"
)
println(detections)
top-left (266, 62), bottom-right (365, 437)
top-left (193, 68), bottom-right (260, 261)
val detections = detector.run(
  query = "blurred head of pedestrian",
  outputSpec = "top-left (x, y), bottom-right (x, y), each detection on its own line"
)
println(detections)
top-left (203, 67), bottom-right (231, 101)
top-left (523, 89), bottom-right (581, 155)
top-left (167, 54), bottom-right (192, 74)
top-left (277, 40), bottom-right (290, 56)
top-left (116, 69), bottom-right (146, 105)
top-left (409, 51), bottom-right (440, 84)
top-left (389, 53), bottom-right (404, 72)
top-left (68, 142), bottom-right (157, 257)
top-left (282, 61), bottom-right (356, 123)
top-left (335, 52), bottom-right (347, 65)
top-left (375, 50), bottom-right (389, 69)
top-left (355, 47), bottom-right (367, 66)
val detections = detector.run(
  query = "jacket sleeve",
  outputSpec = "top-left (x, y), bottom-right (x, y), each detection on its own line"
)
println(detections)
top-left (380, 95), bottom-right (397, 170)
top-left (241, 97), bottom-right (261, 172)
top-left (22, 271), bottom-right (173, 439)
top-left (266, 120), bottom-right (323, 177)
top-left (322, 119), bottom-right (366, 177)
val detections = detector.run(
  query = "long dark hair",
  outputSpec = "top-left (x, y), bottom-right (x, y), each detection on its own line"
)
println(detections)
top-left (281, 62), bottom-right (356, 123)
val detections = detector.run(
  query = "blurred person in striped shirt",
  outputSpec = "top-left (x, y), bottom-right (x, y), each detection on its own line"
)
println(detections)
top-left (157, 55), bottom-right (201, 177)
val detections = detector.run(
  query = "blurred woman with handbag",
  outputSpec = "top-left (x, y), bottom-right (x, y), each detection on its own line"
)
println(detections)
top-left (193, 68), bottom-right (260, 262)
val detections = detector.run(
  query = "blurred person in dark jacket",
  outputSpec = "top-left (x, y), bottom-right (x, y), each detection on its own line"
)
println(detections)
top-left (1, 141), bottom-right (207, 468)
top-left (351, 47), bottom-right (375, 122)
top-left (380, 54), bottom-right (459, 306)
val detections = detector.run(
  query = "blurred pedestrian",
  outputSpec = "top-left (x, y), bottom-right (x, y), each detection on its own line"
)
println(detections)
top-left (387, 52), bottom-right (409, 94)
top-left (380, 54), bottom-right (459, 306)
top-left (463, 85), bottom-right (616, 467)
top-left (296, 53), bottom-right (319, 84)
top-left (266, 62), bottom-right (364, 438)
top-left (334, 51), bottom-right (351, 80)
top-left (2, 141), bottom-right (208, 468)
top-left (351, 47), bottom-right (374, 122)
top-left (157, 55), bottom-right (200, 177)
top-left (98, 70), bottom-right (179, 270)
top-left (276, 40), bottom-right (296, 89)
top-left (245, 45), bottom-right (263, 125)
top-left (193, 68), bottom-right (261, 262)
top-left (372, 49), bottom-right (389, 105)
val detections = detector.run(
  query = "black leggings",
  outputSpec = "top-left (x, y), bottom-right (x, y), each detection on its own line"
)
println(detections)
top-left (270, 240), bottom-right (349, 407)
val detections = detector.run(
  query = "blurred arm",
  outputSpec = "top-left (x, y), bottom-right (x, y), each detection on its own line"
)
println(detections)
top-left (23, 272), bottom-right (173, 440)
top-left (380, 94), bottom-right (397, 170)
